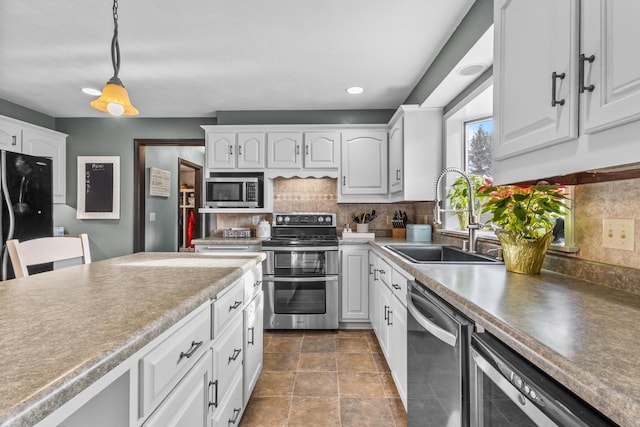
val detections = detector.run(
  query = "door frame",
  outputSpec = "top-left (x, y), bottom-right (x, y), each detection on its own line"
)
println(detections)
top-left (133, 138), bottom-right (204, 253)
top-left (177, 157), bottom-right (203, 249)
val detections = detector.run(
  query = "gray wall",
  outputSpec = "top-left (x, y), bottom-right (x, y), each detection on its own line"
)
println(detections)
top-left (145, 146), bottom-right (205, 252)
top-left (217, 110), bottom-right (395, 125)
top-left (0, 98), bottom-right (55, 130)
top-left (404, 0), bottom-right (493, 105)
top-left (53, 118), bottom-right (215, 260)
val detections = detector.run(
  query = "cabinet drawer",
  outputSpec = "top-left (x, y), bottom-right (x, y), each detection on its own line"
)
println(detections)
top-left (243, 266), bottom-right (263, 305)
top-left (212, 371), bottom-right (243, 427)
top-left (143, 350), bottom-right (211, 427)
top-left (390, 268), bottom-right (411, 305)
top-left (211, 319), bottom-right (243, 409)
top-left (140, 307), bottom-right (211, 421)
top-left (377, 257), bottom-right (391, 288)
top-left (212, 279), bottom-right (244, 338)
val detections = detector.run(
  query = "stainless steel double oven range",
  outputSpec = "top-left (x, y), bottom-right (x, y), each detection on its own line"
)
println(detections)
top-left (262, 213), bottom-right (339, 329)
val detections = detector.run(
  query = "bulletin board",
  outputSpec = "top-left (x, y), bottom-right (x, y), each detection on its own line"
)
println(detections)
top-left (77, 156), bottom-right (120, 219)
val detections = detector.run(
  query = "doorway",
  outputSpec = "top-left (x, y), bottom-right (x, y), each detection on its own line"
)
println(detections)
top-left (133, 139), bottom-right (205, 253)
top-left (177, 158), bottom-right (202, 251)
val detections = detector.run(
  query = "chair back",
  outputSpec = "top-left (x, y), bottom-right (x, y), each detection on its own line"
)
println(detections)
top-left (6, 234), bottom-right (92, 279)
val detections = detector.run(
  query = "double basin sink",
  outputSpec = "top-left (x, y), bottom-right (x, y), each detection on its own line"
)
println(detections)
top-left (385, 244), bottom-right (502, 264)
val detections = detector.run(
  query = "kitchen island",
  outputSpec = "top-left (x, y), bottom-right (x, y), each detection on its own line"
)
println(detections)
top-left (0, 251), bottom-right (265, 427)
top-left (368, 240), bottom-right (640, 427)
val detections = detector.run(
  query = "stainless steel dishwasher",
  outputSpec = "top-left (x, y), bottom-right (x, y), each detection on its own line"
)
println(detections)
top-left (407, 279), bottom-right (472, 427)
top-left (470, 332), bottom-right (616, 426)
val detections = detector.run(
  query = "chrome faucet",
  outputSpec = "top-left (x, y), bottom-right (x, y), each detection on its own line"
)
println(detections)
top-left (433, 167), bottom-right (483, 253)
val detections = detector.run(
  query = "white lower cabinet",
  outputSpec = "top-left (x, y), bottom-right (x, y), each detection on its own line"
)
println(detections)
top-left (211, 372), bottom-right (243, 427)
top-left (243, 290), bottom-right (264, 405)
top-left (142, 351), bottom-right (212, 427)
top-left (368, 249), bottom-right (409, 410)
top-left (211, 319), bottom-right (244, 409)
top-left (340, 246), bottom-right (369, 322)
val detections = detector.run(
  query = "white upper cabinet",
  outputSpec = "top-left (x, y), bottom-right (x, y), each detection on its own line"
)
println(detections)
top-left (236, 132), bottom-right (265, 169)
top-left (340, 130), bottom-right (388, 195)
top-left (493, 0), bottom-right (640, 184)
top-left (388, 119), bottom-right (403, 194)
top-left (206, 132), bottom-right (264, 170)
top-left (493, 0), bottom-right (579, 160)
top-left (267, 132), bottom-right (302, 169)
top-left (303, 132), bottom-right (339, 169)
top-left (581, 0), bottom-right (640, 134)
top-left (206, 132), bottom-right (235, 169)
top-left (0, 115), bottom-right (67, 204)
top-left (0, 118), bottom-right (23, 153)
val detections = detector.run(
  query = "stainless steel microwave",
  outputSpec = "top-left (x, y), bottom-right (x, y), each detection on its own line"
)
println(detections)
top-left (205, 177), bottom-right (262, 208)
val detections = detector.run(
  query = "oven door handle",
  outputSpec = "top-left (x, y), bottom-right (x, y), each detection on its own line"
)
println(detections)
top-left (262, 246), bottom-right (338, 252)
top-left (263, 276), bottom-right (338, 283)
top-left (407, 293), bottom-right (457, 347)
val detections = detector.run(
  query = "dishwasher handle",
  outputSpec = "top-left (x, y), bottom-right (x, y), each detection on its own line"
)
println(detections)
top-left (407, 292), bottom-right (457, 347)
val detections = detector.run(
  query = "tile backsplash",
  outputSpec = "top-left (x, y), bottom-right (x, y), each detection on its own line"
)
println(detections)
top-left (215, 177), bottom-right (434, 234)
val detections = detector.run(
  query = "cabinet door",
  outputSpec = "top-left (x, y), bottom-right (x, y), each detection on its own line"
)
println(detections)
top-left (389, 295), bottom-right (407, 409)
top-left (206, 132), bottom-right (236, 169)
top-left (581, 0), bottom-right (640, 134)
top-left (340, 247), bottom-right (369, 321)
top-left (388, 119), bottom-right (403, 194)
top-left (243, 291), bottom-right (263, 405)
top-left (493, 0), bottom-right (579, 160)
top-left (378, 283), bottom-right (391, 358)
top-left (237, 132), bottom-right (265, 169)
top-left (22, 128), bottom-right (66, 204)
top-left (0, 117), bottom-right (22, 153)
top-left (143, 351), bottom-right (211, 427)
top-left (267, 132), bottom-right (302, 168)
top-left (340, 131), bottom-right (388, 194)
top-left (303, 132), bottom-right (339, 169)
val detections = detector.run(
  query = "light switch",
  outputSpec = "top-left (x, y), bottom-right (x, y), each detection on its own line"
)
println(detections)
top-left (150, 212), bottom-right (156, 222)
top-left (602, 218), bottom-right (635, 251)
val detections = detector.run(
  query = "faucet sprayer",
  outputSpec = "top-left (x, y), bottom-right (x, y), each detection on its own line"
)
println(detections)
top-left (433, 167), bottom-right (483, 253)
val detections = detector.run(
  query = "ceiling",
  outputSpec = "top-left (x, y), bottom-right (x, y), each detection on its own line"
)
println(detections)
top-left (0, 0), bottom-right (475, 118)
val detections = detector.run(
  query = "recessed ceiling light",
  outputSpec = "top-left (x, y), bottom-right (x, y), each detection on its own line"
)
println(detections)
top-left (457, 64), bottom-right (486, 76)
top-left (81, 87), bottom-right (102, 96)
top-left (346, 86), bottom-right (364, 95)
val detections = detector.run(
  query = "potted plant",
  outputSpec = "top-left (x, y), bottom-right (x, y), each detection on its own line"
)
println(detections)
top-left (477, 184), bottom-right (568, 274)
top-left (446, 174), bottom-right (491, 230)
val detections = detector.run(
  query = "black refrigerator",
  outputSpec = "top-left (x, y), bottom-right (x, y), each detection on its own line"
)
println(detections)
top-left (1, 150), bottom-right (53, 281)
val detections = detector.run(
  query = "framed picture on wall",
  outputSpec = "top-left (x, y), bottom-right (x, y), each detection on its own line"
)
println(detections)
top-left (77, 156), bottom-right (120, 219)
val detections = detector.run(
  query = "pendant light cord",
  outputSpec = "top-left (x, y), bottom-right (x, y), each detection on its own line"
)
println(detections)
top-left (111, 0), bottom-right (120, 78)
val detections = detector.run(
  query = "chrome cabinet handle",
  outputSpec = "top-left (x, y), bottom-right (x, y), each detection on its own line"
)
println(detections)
top-left (387, 309), bottom-right (393, 326)
top-left (229, 408), bottom-right (241, 424)
top-left (254, 280), bottom-right (262, 288)
top-left (396, 169), bottom-right (401, 181)
top-left (296, 144), bottom-right (300, 155)
top-left (342, 176), bottom-right (346, 186)
top-left (369, 263), bottom-right (374, 275)
top-left (208, 380), bottom-right (219, 408)
top-left (579, 54), bottom-right (595, 93)
top-left (384, 305), bottom-right (389, 321)
top-left (12, 135), bottom-right (17, 146)
top-left (551, 72), bottom-right (566, 107)
top-left (392, 283), bottom-right (401, 290)
top-left (179, 340), bottom-right (203, 361)
top-left (238, 144), bottom-right (242, 155)
top-left (248, 326), bottom-right (255, 345)
top-left (229, 145), bottom-right (233, 155)
top-left (305, 144), bottom-right (309, 155)
top-left (373, 268), bottom-right (379, 281)
top-left (228, 348), bottom-right (242, 363)
top-left (229, 300), bottom-right (242, 311)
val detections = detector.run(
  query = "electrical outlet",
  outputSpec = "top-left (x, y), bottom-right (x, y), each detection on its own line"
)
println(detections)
top-left (386, 215), bottom-right (391, 225)
top-left (602, 218), bottom-right (635, 251)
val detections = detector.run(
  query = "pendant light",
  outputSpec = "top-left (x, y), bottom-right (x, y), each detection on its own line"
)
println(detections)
top-left (90, 0), bottom-right (139, 116)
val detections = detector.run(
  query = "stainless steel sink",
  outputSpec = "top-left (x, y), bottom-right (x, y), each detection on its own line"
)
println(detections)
top-left (385, 245), bottom-right (502, 264)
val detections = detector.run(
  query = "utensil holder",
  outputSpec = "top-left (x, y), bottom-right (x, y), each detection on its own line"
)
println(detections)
top-left (392, 228), bottom-right (406, 239)
top-left (356, 223), bottom-right (369, 233)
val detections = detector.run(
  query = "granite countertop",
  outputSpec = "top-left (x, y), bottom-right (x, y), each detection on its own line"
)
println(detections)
top-left (369, 241), bottom-right (639, 427)
top-left (0, 251), bottom-right (265, 427)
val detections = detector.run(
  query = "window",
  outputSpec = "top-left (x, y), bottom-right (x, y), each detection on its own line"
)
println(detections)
top-left (464, 117), bottom-right (493, 178)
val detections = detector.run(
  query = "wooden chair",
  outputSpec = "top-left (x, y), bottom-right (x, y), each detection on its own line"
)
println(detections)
top-left (6, 234), bottom-right (92, 278)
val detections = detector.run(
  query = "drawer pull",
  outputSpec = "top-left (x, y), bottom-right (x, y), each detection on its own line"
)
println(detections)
top-left (248, 326), bottom-right (255, 345)
top-left (229, 408), bottom-right (241, 424)
top-left (229, 301), bottom-right (242, 311)
top-left (551, 71), bottom-right (566, 107)
top-left (392, 283), bottom-right (401, 290)
top-left (208, 380), bottom-right (218, 408)
top-left (178, 340), bottom-right (203, 361)
top-left (228, 348), bottom-right (242, 364)
top-left (254, 280), bottom-right (262, 288)
top-left (384, 305), bottom-right (389, 321)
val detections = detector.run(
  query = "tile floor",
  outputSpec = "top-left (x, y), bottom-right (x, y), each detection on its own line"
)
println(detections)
top-left (240, 329), bottom-right (407, 427)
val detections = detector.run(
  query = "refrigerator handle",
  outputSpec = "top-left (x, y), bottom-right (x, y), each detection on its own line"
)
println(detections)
top-left (1, 151), bottom-right (16, 281)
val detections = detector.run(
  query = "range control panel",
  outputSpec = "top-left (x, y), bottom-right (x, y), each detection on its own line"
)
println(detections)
top-left (274, 213), bottom-right (336, 227)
